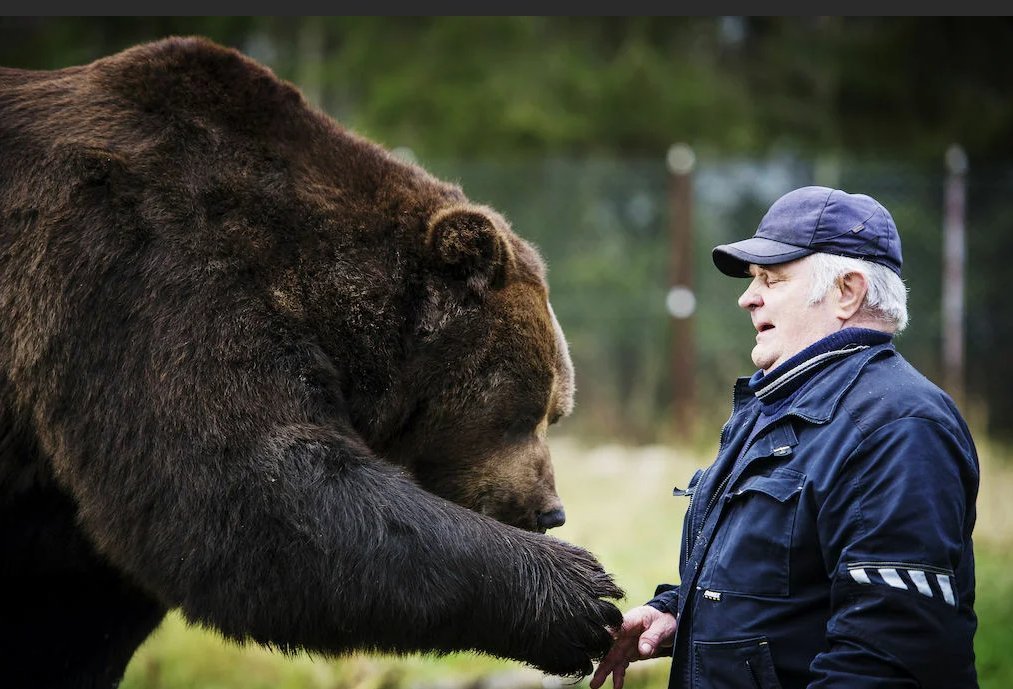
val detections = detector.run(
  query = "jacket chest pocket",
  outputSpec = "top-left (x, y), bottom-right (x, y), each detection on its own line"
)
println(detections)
top-left (701, 467), bottom-right (805, 597)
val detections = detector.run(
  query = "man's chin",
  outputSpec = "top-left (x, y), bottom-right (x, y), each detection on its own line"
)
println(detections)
top-left (751, 346), bottom-right (776, 373)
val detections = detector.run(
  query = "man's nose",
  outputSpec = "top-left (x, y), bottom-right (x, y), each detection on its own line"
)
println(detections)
top-left (738, 283), bottom-right (762, 309)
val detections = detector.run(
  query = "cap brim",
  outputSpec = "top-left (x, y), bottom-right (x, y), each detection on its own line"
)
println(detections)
top-left (712, 237), bottom-right (814, 277)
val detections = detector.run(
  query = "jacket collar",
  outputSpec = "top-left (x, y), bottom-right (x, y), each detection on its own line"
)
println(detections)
top-left (785, 341), bottom-right (895, 423)
top-left (730, 338), bottom-right (896, 426)
top-left (747, 328), bottom-right (893, 407)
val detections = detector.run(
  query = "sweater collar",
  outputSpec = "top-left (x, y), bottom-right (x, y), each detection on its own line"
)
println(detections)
top-left (747, 327), bottom-right (893, 407)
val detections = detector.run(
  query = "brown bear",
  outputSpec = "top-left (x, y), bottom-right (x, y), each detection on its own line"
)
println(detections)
top-left (0, 36), bottom-right (623, 688)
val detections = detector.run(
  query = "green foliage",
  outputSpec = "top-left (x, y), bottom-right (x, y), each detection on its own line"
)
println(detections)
top-left (974, 550), bottom-right (1013, 688)
top-left (3, 18), bottom-right (1013, 162)
top-left (11, 16), bottom-right (1011, 437)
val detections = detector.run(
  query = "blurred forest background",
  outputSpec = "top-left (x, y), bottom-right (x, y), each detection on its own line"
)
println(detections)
top-left (4, 16), bottom-right (1012, 442)
top-left (3, 15), bottom-right (1012, 689)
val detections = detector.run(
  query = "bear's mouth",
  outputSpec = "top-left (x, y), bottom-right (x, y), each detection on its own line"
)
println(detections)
top-left (476, 496), bottom-right (549, 534)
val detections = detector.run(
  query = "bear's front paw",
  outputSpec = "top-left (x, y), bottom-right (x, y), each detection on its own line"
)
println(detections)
top-left (529, 600), bottom-right (623, 677)
top-left (517, 540), bottom-right (624, 677)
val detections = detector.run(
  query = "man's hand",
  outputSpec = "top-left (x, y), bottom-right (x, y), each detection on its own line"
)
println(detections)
top-left (589, 605), bottom-right (677, 689)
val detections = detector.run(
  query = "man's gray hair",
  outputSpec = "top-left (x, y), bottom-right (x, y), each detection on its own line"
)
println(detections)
top-left (806, 252), bottom-right (909, 333)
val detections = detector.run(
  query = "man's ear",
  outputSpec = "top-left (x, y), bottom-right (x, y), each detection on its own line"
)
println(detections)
top-left (426, 205), bottom-right (514, 289)
top-left (835, 271), bottom-right (869, 321)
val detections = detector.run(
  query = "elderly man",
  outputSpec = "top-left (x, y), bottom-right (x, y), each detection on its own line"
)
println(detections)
top-left (591, 187), bottom-right (979, 688)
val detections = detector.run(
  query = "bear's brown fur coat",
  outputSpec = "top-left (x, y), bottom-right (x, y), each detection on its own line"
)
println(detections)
top-left (0, 36), bottom-right (622, 688)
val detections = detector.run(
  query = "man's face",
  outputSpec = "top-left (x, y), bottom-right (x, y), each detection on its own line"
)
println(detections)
top-left (738, 258), bottom-right (841, 373)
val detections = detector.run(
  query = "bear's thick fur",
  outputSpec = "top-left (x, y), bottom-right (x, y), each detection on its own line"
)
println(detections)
top-left (0, 37), bottom-right (622, 688)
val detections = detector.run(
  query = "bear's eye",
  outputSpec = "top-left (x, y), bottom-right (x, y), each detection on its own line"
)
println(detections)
top-left (504, 414), bottom-right (541, 438)
top-left (548, 411), bottom-right (563, 426)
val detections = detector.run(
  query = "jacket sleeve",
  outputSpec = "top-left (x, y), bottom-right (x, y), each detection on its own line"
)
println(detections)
top-left (645, 583), bottom-right (679, 616)
top-left (809, 416), bottom-right (978, 688)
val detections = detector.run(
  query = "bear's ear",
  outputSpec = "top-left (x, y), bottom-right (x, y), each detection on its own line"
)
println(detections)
top-left (426, 205), bottom-right (514, 289)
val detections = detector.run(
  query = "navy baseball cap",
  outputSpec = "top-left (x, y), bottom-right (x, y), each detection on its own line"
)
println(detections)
top-left (712, 186), bottom-right (903, 278)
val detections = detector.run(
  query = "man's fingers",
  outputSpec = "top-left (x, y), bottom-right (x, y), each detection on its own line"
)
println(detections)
top-left (638, 614), bottom-right (677, 658)
top-left (613, 662), bottom-right (628, 689)
top-left (590, 660), bottom-right (611, 689)
top-left (592, 607), bottom-right (672, 688)
top-left (591, 635), bottom-right (642, 689)
top-left (637, 625), bottom-right (659, 657)
top-left (590, 650), bottom-right (624, 689)
top-left (616, 613), bottom-right (649, 637)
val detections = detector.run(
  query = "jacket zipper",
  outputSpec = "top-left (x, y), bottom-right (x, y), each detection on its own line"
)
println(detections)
top-left (697, 472), bottom-right (732, 542)
top-left (682, 487), bottom-right (696, 565)
top-left (716, 383), bottom-right (739, 456)
top-left (683, 380), bottom-right (755, 689)
top-left (689, 383), bottom-right (742, 551)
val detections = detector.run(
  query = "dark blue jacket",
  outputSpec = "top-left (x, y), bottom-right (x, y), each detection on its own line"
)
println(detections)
top-left (648, 337), bottom-right (978, 688)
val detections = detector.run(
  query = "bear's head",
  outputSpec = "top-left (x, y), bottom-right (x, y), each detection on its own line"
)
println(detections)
top-left (374, 203), bottom-right (575, 533)
top-left (1, 35), bottom-right (576, 535)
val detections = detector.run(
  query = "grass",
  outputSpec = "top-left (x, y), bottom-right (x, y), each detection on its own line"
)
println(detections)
top-left (120, 436), bottom-right (1013, 689)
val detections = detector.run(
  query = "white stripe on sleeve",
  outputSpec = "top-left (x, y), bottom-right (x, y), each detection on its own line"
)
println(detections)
top-left (936, 573), bottom-right (956, 606)
top-left (849, 568), bottom-right (871, 584)
top-left (878, 568), bottom-right (908, 590)
top-left (908, 569), bottom-right (933, 597)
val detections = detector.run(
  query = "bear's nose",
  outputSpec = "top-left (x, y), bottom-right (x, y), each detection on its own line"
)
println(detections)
top-left (536, 507), bottom-right (566, 530)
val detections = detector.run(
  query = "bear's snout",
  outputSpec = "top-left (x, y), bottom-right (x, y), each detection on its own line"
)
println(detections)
top-left (536, 507), bottom-right (566, 531)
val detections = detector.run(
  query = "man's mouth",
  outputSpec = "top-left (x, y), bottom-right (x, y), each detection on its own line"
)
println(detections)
top-left (757, 323), bottom-right (775, 333)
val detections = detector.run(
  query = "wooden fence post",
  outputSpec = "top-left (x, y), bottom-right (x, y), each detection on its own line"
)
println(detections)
top-left (666, 144), bottom-right (697, 434)
top-left (942, 144), bottom-right (968, 409)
